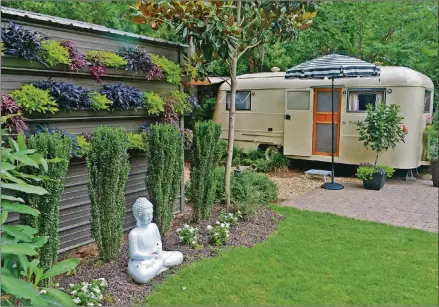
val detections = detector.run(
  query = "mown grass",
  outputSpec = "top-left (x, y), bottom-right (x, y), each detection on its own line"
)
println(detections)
top-left (145, 206), bottom-right (438, 306)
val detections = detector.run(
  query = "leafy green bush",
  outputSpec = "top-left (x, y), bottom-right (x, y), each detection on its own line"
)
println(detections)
top-left (151, 54), bottom-right (182, 84)
top-left (89, 91), bottom-right (111, 110)
top-left (356, 164), bottom-right (395, 181)
top-left (10, 84), bottom-right (59, 114)
top-left (38, 40), bottom-right (71, 66)
top-left (253, 159), bottom-right (272, 172)
top-left (213, 167), bottom-right (278, 216)
top-left (168, 90), bottom-right (192, 115)
top-left (128, 132), bottom-right (146, 151)
top-left (269, 152), bottom-right (289, 169)
top-left (87, 126), bottom-right (130, 262)
top-left (206, 222), bottom-right (230, 246)
top-left (85, 50), bottom-right (128, 67)
top-left (189, 121), bottom-right (222, 222)
top-left (176, 224), bottom-right (199, 247)
top-left (143, 91), bottom-right (164, 115)
top-left (427, 107), bottom-right (438, 161)
top-left (246, 148), bottom-right (266, 161)
top-left (21, 132), bottom-right (72, 271)
top-left (144, 124), bottom-right (183, 233)
top-left (1, 133), bottom-right (78, 306)
top-left (190, 96), bottom-right (216, 124)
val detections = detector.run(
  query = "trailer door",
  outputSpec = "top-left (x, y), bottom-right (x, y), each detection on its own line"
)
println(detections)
top-left (283, 90), bottom-right (313, 156)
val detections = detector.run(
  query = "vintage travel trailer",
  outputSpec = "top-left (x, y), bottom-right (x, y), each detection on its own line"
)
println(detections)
top-left (213, 66), bottom-right (434, 170)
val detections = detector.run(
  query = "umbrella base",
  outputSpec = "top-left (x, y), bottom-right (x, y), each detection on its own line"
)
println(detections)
top-left (321, 182), bottom-right (344, 190)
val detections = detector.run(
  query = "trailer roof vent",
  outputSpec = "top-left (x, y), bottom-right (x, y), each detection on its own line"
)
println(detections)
top-left (271, 67), bottom-right (280, 72)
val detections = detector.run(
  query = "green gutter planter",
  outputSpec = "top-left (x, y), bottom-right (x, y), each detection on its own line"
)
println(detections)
top-left (25, 109), bottom-right (160, 120)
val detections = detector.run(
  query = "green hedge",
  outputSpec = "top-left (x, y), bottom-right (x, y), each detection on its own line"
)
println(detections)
top-left (87, 126), bottom-right (130, 262)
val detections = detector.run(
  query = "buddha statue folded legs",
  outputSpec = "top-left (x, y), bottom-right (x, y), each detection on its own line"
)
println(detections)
top-left (127, 197), bottom-right (183, 284)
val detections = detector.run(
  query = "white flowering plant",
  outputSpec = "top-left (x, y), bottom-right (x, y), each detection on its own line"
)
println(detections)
top-left (218, 210), bottom-right (242, 226)
top-left (206, 221), bottom-right (230, 246)
top-left (68, 278), bottom-right (108, 306)
top-left (176, 224), bottom-right (199, 247)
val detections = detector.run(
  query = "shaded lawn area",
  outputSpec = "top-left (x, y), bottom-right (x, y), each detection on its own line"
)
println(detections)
top-left (144, 206), bottom-right (438, 306)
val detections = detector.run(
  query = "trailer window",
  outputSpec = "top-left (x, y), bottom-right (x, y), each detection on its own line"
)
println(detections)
top-left (286, 91), bottom-right (310, 110)
top-left (424, 90), bottom-right (432, 113)
top-left (226, 91), bottom-right (251, 111)
top-left (347, 89), bottom-right (385, 112)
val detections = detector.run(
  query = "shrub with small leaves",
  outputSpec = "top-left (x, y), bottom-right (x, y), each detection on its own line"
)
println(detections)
top-left (33, 125), bottom-right (80, 157)
top-left (68, 278), bottom-right (107, 306)
top-left (206, 222), bottom-right (230, 246)
top-left (21, 132), bottom-right (73, 271)
top-left (39, 40), bottom-right (71, 66)
top-left (33, 79), bottom-right (92, 111)
top-left (89, 91), bottom-right (111, 110)
top-left (143, 92), bottom-right (164, 115)
top-left (10, 84), bottom-right (58, 114)
top-left (100, 83), bottom-right (143, 110)
top-left (60, 40), bottom-right (87, 71)
top-left (151, 54), bottom-right (182, 84)
top-left (253, 159), bottom-right (272, 172)
top-left (86, 50), bottom-right (128, 68)
top-left (176, 224), bottom-right (199, 247)
top-left (87, 126), bottom-right (130, 262)
top-left (189, 121), bottom-right (222, 222)
top-left (1, 21), bottom-right (45, 61)
top-left (144, 124), bottom-right (183, 233)
top-left (127, 132), bottom-right (146, 151)
top-left (0, 94), bottom-right (27, 133)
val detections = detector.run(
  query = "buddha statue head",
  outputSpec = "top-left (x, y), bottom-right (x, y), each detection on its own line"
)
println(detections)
top-left (133, 197), bottom-right (153, 227)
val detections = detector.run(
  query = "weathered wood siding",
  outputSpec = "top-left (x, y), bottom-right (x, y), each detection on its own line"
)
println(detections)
top-left (1, 16), bottom-right (185, 253)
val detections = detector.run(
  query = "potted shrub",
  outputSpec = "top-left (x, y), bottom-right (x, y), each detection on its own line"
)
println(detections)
top-left (356, 103), bottom-right (407, 190)
top-left (426, 110), bottom-right (438, 187)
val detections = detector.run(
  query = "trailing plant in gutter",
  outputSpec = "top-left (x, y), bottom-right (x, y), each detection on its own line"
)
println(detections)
top-left (88, 59), bottom-right (108, 83)
top-left (1, 41), bottom-right (5, 55)
top-left (189, 121), bottom-right (222, 222)
top-left (143, 91), bottom-right (164, 115)
top-left (9, 84), bottom-right (58, 114)
top-left (21, 132), bottom-right (73, 271)
top-left (38, 40), bottom-right (71, 67)
top-left (60, 40), bottom-right (87, 71)
top-left (144, 124), bottom-right (183, 233)
top-left (0, 94), bottom-right (28, 133)
top-left (100, 83), bottom-right (143, 110)
top-left (1, 21), bottom-right (46, 61)
top-left (1, 133), bottom-right (78, 306)
top-left (168, 90), bottom-right (192, 115)
top-left (33, 79), bottom-right (92, 111)
top-left (89, 91), bottom-right (111, 110)
top-left (145, 64), bottom-right (165, 81)
top-left (85, 50), bottom-right (128, 68)
top-left (127, 132), bottom-right (146, 151)
top-left (163, 96), bottom-right (179, 124)
top-left (87, 126), bottom-right (130, 262)
top-left (76, 135), bottom-right (91, 158)
top-left (151, 54), bottom-right (182, 84)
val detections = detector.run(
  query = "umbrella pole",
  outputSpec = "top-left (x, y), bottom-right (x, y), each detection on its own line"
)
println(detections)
top-left (321, 77), bottom-right (344, 190)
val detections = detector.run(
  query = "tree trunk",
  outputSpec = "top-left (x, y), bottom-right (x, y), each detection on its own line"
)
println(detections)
top-left (225, 1), bottom-right (241, 208)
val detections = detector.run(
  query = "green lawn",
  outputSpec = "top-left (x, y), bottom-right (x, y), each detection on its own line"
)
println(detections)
top-left (145, 207), bottom-right (438, 306)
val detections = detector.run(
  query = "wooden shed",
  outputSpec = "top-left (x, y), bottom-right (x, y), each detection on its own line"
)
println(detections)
top-left (1, 7), bottom-right (188, 252)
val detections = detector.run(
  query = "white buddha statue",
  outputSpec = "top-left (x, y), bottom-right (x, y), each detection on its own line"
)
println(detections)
top-left (128, 197), bottom-right (183, 284)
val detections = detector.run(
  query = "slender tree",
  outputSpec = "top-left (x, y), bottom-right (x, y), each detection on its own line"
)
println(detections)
top-left (133, 0), bottom-right (317, 207)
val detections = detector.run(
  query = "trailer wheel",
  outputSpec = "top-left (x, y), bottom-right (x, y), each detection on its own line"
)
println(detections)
top-left (265, 146), bottom-right (279, 160)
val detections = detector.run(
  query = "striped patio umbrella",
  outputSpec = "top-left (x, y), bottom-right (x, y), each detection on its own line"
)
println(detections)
top-left (285, 54), bottom-right (381, 190)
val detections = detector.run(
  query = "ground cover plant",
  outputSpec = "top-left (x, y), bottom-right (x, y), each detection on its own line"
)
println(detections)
top-left (145, 207), bottom-right (439, 306)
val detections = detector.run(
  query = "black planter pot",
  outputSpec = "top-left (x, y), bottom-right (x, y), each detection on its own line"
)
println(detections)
top-left (363, 171), bottom-right (386, 190)
top-left (431, 160), bottom-right (438, 188)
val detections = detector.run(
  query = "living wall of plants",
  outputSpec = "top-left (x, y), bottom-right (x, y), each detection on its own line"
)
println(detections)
top-left (20, 131), bottom-right (73, 271)
top-left (87, 126), bottom-right (130, 262)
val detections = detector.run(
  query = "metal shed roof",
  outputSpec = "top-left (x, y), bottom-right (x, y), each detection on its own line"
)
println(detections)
top-left (0, 6), bottom-right (188, 49)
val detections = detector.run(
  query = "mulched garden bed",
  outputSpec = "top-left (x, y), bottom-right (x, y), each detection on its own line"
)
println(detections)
top-left (57, 206), bottom-right (283, 306)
